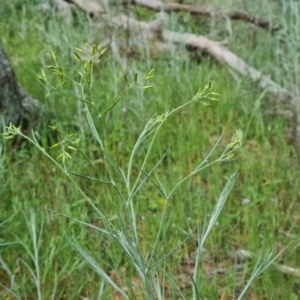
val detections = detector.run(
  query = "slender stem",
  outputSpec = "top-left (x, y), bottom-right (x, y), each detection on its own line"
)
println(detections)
top-left (168, 160), bottom-right (220, 199)
top-left (49, 83), bottom-right (93, 104)
top-left (22, 132), bottom-right (105, 219)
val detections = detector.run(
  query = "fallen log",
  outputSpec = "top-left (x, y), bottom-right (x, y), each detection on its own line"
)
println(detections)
top-left (125, 0), bottom-right (276, 31)
top-left (163, 30), bottom-right (287, 96)
top-left (110, 14), bottom-right (288, 96)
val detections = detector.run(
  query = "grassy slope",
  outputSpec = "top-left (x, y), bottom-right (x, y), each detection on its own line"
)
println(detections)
top-left (0, 0), bottom-right (299, 299)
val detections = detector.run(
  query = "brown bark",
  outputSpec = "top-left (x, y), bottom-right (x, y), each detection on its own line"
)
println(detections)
top-left (0, 44), bottom-right (40, 126)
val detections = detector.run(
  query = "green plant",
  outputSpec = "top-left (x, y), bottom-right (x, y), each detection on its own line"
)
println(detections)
top-left (0, 211), bottom-right (43, 300)
top-left (2, 43), bottom-right (286, 299)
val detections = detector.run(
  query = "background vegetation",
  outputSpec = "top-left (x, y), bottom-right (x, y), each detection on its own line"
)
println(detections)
top-left (0, 0), bottom-right (299, 299)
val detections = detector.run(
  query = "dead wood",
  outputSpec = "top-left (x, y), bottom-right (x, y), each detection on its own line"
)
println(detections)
top-left (100, 15), bottom-right (167, 71)
top-left (234, 249), bottom-right (300, 277)
top-left (134, 16), bottom-right (164, 40)
top-left (125, 0), bottom-right (276, 31)
top-left (66, 0), bottom-right (105, 16)
top-left (0, 45), bottom-right (41, 126)
top-left (228, 11), bottom-right (273, 29)
top-left (51, 0), bottom-right (73, 24)
top-left (51, 0), bottom-right (104, 21)
top-left (109, 14), bottom-right (288, 97)
top-left (163, 30), bottom-right (286, 95)
top-left (274, 264), bottom-right (300, 277)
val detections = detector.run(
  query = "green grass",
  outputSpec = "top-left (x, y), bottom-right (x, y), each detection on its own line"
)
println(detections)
top-left (1, 0), bottom-right (300, 299)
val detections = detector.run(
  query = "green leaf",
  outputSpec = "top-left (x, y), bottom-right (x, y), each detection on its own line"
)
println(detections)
top-left (48, 123), bottom-right (58, 131)
top-left (74, 52), bottom-right (81, 61)
top-left (73, 138), bottom-right (81, 146)
top-left (75, 47), bottom-right (83, 53)
top-left (145, 69), bottom-right (154, 79)
top-left (41, 68), bottom-right (46, 79)
top-left (92, 43), bottom-right (98, 56)
top-left (50, 143), bottom-right (59, 149)
top-left (208, 81), bottom-right (212, 91)
top-left (67, 145), bottom-right (77, 151)
top-left (51, 50), bottom-right (56, 62)
top-left (3, 135), bottom-right (15, 140)
top-left (36, 76), bottom-right (48, 87)
top-left (98, 48), bottom-right (107, 60)
top-left (56, 152), bottom-right (64, 162)
top-left (65, 152), bottom-right (71, 159)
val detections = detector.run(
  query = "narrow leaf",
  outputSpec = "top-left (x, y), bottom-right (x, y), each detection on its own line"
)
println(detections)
top-left (74, 52), bottom-right (81, 61)
top-left (51, 50), bottom-right (56, 61)
top-left (92, 43), bottom-right (98, 56)
top-left (98, 48), bottom-right (107, 60)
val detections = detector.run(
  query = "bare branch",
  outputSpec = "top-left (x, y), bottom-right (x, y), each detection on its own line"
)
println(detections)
top-left (125, 0), bottom-right (276, 31)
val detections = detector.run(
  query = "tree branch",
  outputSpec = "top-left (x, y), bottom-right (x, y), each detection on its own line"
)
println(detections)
top-left (125, 0), bottom-right (277, 31)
